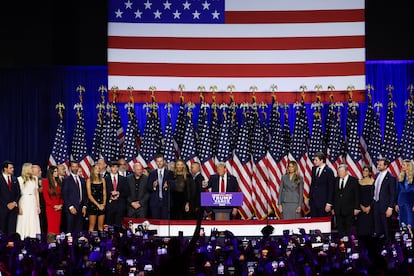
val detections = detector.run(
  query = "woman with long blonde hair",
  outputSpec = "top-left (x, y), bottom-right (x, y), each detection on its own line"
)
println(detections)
top-left (16, 162), bottom-right (41, 239)
top-left (395, 159), bottom-right (414, 226)
top-left (278, 160), bottom-right (304, 219)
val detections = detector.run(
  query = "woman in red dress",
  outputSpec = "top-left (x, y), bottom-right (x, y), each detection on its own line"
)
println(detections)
top-left (42, 166), bottom-right (63, 234)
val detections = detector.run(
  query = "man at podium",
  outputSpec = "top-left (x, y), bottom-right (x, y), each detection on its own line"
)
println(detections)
top-left (206, 162), bottom-right (240, 220)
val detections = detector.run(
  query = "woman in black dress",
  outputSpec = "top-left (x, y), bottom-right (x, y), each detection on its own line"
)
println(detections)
top-left (171, 159), bottom-right (192, 220)
top-left (357, 165), bottom-right (375, 245)
top-left (86, 164), bottom-right (107, 232)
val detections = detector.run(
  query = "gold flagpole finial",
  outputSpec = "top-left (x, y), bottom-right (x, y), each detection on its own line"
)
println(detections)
top-left (55, 102), bottom-right (65, 120)
top-left (127, 86), bottom-right (134, 102)
top-left (347, 85), bottom-right (355, 100)
top-left (76, 85), bottom-right (85, 104)
top-left (110, 86), bottom-right (119, 102)
top-left (98, 85), bottom-right (107, 104)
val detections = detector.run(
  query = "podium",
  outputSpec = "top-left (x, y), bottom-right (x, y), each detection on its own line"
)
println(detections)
top-left (201, 192), bottom-right (243, 221)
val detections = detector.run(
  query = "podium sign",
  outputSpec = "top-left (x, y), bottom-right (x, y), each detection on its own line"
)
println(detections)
top-left (201, 192), bottom-right (243, 207)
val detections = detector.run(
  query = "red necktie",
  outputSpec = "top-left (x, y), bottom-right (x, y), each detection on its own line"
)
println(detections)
top-left (113, 176), bottom-right (117, 191)
top-left (220, 177), bottom-right (225, 193)
top-left (7, 175), bottom-right (11, 191)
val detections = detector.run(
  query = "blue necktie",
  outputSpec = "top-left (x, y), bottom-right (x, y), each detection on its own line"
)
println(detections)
top-left (158, 170), bottom-right (163, 199)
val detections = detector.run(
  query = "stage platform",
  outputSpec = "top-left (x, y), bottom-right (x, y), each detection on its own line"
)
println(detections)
top-left (123, 217), bottom-right (331, 237)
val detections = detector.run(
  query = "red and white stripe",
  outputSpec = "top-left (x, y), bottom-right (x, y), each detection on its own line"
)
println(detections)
top-left (251, 158), bottom-right (272, 220)
top-left (231, 156), bottom-right (254, 220)
top-left (345, 154), bottom-right (363, 179)
top-left (266, 153), bottom-right (287, 219)
top-left (201, 158), bottom-right (215, 180)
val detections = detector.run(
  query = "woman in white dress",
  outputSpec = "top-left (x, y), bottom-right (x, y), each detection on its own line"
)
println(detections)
top-left (16, 163), bottom-right (41, 239)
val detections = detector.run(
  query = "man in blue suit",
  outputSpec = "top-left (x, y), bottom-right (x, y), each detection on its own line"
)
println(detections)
top-left (147, 154), bottom-right (175, 219)
top-left (0, 161), bottom-right (20, 235)
top-left (309, 152), bottom-right (335, 218)
top-left (61, 161), bottom-right (87, 236)
top-left (372, 158), bottom-right (396, 242)
top-left (206, 162), bottom-right (240, 220)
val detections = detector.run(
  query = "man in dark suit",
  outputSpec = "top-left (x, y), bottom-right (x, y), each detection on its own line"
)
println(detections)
top-left (206, 162), bottom-right (240, 220)
top-left (118, 158), bottom-right (132, 177)
top-left (0, 161), bottom-right (20, 235)
top-left (189, 162), bottom-right (208, 219)
top-left (309, 152), bottom-right (335, 218)
top-left (105, 161), bottom-right (129, 228)
top-left (332, 164), bottom-right (360, 238)
top-left (61, 161), bottom-right (87, 236)
top-left (372, 158), bottom-right (396, 242)
top-left (97, 158), bottom-right (110, 178)
top-left (147, 154), bottom-right (175, 219)
top-left (126, 162), bottom-right (149, 218)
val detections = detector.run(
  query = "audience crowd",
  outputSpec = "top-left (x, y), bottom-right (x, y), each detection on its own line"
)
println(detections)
top-left (0, 151), bottom-right (413, 275)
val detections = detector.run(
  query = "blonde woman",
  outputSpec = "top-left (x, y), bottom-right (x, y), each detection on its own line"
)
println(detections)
top-left (16, 163), bottom-right (41, 239)
top-left (86, 164), bottom-right (107, 232)
top-left (278, 161), bottom-right (304, 219)
top-left (395, 159), bottom-right (414, 227)
top-left (172, 159), bottom-right (192, 220)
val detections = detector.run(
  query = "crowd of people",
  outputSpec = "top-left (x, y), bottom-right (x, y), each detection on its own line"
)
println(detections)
top-left (0, 151), bottom-right (413, 274)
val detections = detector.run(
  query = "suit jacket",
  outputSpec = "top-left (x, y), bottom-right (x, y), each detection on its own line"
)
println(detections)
top-left (333, 175), bottom-right (359, 216)
top-left (207, 173), bottom-right (239, 193)
top-left (374, 171), bottom-right (396, 212)
top-left (309, 165), bottom-right (335, 208)
top-left (126, 173), bottom-right (149, 217)
top-left (207, 173), bottom-right (239, 210)
top-left (105, 174), bottom-right (129, 209)
top-left (0, 174), bottom-right (20, 209)
top-left (191, 172), bottom-right (205, 210)
top-left (61, 174), bottom-right (87, 212)
top-left (147, 168), bottom-right (175, 207)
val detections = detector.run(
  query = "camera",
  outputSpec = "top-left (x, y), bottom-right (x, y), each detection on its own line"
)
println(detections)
top-left (56, 269), bottom-right (65, 275)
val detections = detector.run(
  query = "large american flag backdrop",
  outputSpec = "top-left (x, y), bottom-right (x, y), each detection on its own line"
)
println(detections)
top-left (108, 0), bottom-right (365, 103)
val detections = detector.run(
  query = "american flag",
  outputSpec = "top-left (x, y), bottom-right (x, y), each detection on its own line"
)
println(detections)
top-left (162, 112), bottom-right (176, 164)
top-left (123, 102), bottom-right (146, 170)
top-left (196, 103), bottom-right (215, 179)
top-left (228, 97), bottom-right (238, 154)
top-left (140, 106), bottom-right (161, 169)
top-left (173, 97), bottom-right (186, 155)
top-left (381, 91), bottom-right (402, 177)
top-left (231, 109), bottom-right (254, 219)
top-left (101, 104), bottom-right (121, 162)
top-left (180, 109), bottom-right (200, 168)
top-left (210, 104), bottom-right (220, 157)
top-left (289, 97), bottom-right (311, 213)
top-left (215, 106), bottom-right (232, 168)
top-left (251, 109), bottom-right (272, 220)
top-left (91, 103), bottom-right (105, 162)
top-left (70, 104), bottom-right (93, 179)
top-left (360, 92), bottom-right (382, 173)
top-left (401, 92), bottom-right (414, 160)
top-left (112, 101), bottom-right (125, 154)
top-left (308, 100), bottom-right (325, 161)
top-left (266, 99), bottom-right (286, 218)
top-left (345, 97), bottom-right (363, 179)
top-left (325, 101), bottom-right (345, 173)
top-left (283, 110), bottom-right (291, 156)
top-left (48, 116), bottom-right (69, 174)
top-left (107, 0), bottom-right (366, 97)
